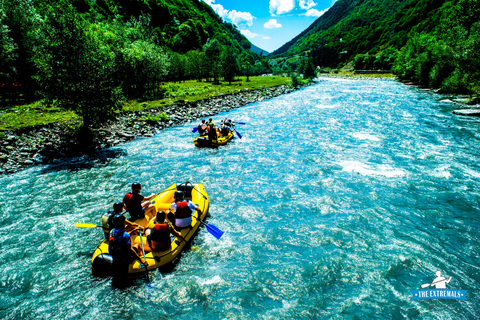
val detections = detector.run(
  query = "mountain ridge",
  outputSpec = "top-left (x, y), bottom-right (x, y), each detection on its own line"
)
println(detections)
top-left (270, 0), bottom-right (450, 60)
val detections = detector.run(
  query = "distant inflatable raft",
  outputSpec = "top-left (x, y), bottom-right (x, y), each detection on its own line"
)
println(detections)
top-left (194, 131), bottom-right (234, 148)
top-left (91, 182), bottom-right (209, 276)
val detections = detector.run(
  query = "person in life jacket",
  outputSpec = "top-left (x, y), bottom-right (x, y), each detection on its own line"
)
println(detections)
top-left (197, 120), bottom-right (208, 136)
top-left (220, 121), bottom-right (233, 136)
top-left (207, 123), bottom-right (217, 142)
top-left (102, 202), bottom-right (144, 240)
top-left (123, 182), bottom-right (156, 221)
top-left (167, 190), bottom-right (203, 230)
top-left (108, 214), bottom-right (147, 274)
top-left (145, 210), bottom-right (183, 251)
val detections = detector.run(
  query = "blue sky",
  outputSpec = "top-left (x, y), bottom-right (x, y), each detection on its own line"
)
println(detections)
top-left (202, 0), bottom-right (337, 53)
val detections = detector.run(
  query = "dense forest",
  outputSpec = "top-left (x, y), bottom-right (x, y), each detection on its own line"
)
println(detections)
top-left (0, 0), bottom-right (271, 127)
top-left (272, 0), bottom-right (480, 95)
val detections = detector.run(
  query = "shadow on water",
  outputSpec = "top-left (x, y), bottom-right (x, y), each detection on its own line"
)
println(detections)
top-left (38, 148), bottom-right (127, 175)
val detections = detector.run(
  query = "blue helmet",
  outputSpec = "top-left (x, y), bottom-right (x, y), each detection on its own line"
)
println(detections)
top-left (132, 182), bottom-right (141, 191)
top-left (113, 202), bottom-right (123, 213)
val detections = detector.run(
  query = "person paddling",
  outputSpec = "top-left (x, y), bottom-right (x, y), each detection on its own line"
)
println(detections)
top-left (207, 123), bottom-right (217, 143)
top-left (102, 202), bottom-right (143, 240)
top-left (197, 120), bottom-right (208, 136)
top-left (167, 191), bottom-right (202, 230)
top-left (123, 182), bottom-right (156, 221)
top-left (145, 210), bottom-right (183, 251)
top-left (109, 214), bottom-right (147, 276)
top-left (220, 120), bottom-right (233, 136)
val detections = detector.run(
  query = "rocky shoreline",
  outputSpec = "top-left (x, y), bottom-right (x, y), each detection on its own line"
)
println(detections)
top-left (0, 85), bottom-right (299, 175)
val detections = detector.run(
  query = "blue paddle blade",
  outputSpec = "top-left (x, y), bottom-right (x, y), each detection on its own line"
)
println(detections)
top-left (192, 127), bottom-right (198, 133)
top-left (235, 130), bottom-right (242, 139)
top-left (206, 224), bottom-right (224, 239)
top-left (237, 122), bottom-right (246, 125)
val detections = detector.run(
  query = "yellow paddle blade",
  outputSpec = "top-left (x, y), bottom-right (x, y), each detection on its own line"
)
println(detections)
top-left (75, 222), bottom-right (101, 228)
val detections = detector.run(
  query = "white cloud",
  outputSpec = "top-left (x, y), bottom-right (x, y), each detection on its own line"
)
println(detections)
top-left (264, 19), bottom-right (282, 29)
top-left (263, 36), bottom-right (271, 40)
top-left (299, 0), bottom-right (317, 10)
top-left (241, 29), bottom-right (260, 39)
top-left (228, 10), bottom-right (254, 27)
top-left (269, 0), bottom-right (295, 15)
top-left (203, 0), bottom-right (255, 28)
top-left (210, 3), bottom-right (229, 19)
top-left (305, 8), bottom-right (328, 17)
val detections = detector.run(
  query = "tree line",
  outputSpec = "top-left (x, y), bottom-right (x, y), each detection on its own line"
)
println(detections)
top-left (0, 0), bottom-right (271, 128)
top-left (393, 0), bottom-right (480, 95)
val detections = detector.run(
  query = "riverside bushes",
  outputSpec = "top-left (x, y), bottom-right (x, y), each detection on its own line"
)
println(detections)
top-left (392, 1), bottom-right (480, 95)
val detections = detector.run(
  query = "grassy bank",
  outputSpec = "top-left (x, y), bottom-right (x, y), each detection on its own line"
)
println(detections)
top-left (0, 76), bottom-right (292, 131)
top-left (124, 76), bottom-right (293, 111)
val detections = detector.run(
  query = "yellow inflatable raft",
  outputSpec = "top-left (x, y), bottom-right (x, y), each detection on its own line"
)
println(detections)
top-left (194, 131), bottom-right (234, 148)
top-left (91, 182), bottom-right (209, 276)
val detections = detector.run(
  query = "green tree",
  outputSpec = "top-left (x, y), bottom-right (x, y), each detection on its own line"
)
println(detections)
top-left (33, 5), bottom-right (122, 129)
top-left (168, 51), bottom-right (186, 82)
top-left (373, 48), bottom-right (398, 70)
top-left (222, 46), bottom-right (238, 84)
top-left (393, 34), bottom-right (430, 82)
top-left (121, 39), bottom-right (170, 96)
top-left (203, 38), bottom-right (222, 84)
top-left (454, 21), bottom-right (480, 93)
top-left (353, 54), bottom-right (375, 70)
top-left (241, 52), bottom-right (255, 81)
top-left (186, 50), bottom-right (207, 81)
top-left (301, 57), bottom-right (316, 79)
top-left (393, 33), bottom-right (456, 89)
top-left (456, 0), bottom-right (480, 34)
top-left (0, 4), bottom-right (17, 81)
top-left (173, 19), bottom-right (202, 53)
top-left (2, 0), bottom-right (42, 99)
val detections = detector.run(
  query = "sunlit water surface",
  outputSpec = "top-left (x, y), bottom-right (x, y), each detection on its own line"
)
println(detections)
top-left (1, 78), bottom-right (479, 319)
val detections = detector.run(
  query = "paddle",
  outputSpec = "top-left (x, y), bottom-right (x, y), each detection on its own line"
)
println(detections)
top-left (234, 129), bottom-right (242, 139)
top-left (138, 229), bottom-right (151, 287)
top-left (75, 222), bottom-right (102, 228)
top-left (237, 122), bottom-right (246, 125)
top-left (192, 127), bottom-right (198, 133)
top-left (192, 215), bottom-right (224, 239)
top-left (420, 277), bottom-right (452, 288)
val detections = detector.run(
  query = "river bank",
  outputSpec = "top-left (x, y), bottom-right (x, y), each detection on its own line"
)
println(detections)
top-left (0, 84), bottom-right (299, 174)
top-left (3, 75), bottom-right (478, 175)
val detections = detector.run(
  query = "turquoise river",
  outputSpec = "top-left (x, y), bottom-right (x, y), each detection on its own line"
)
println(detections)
top-left (1, 78), bottom-right (479, 319)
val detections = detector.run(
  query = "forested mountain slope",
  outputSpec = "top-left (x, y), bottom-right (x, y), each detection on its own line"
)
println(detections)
top-left (271, 0), bottom-right (358, 56)
top-left (72, 0), bottom-right (252, 53)
top-left (271, 0), bottom-right (449, 59)
top-left (271, 0), bottom-right (480, 95)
